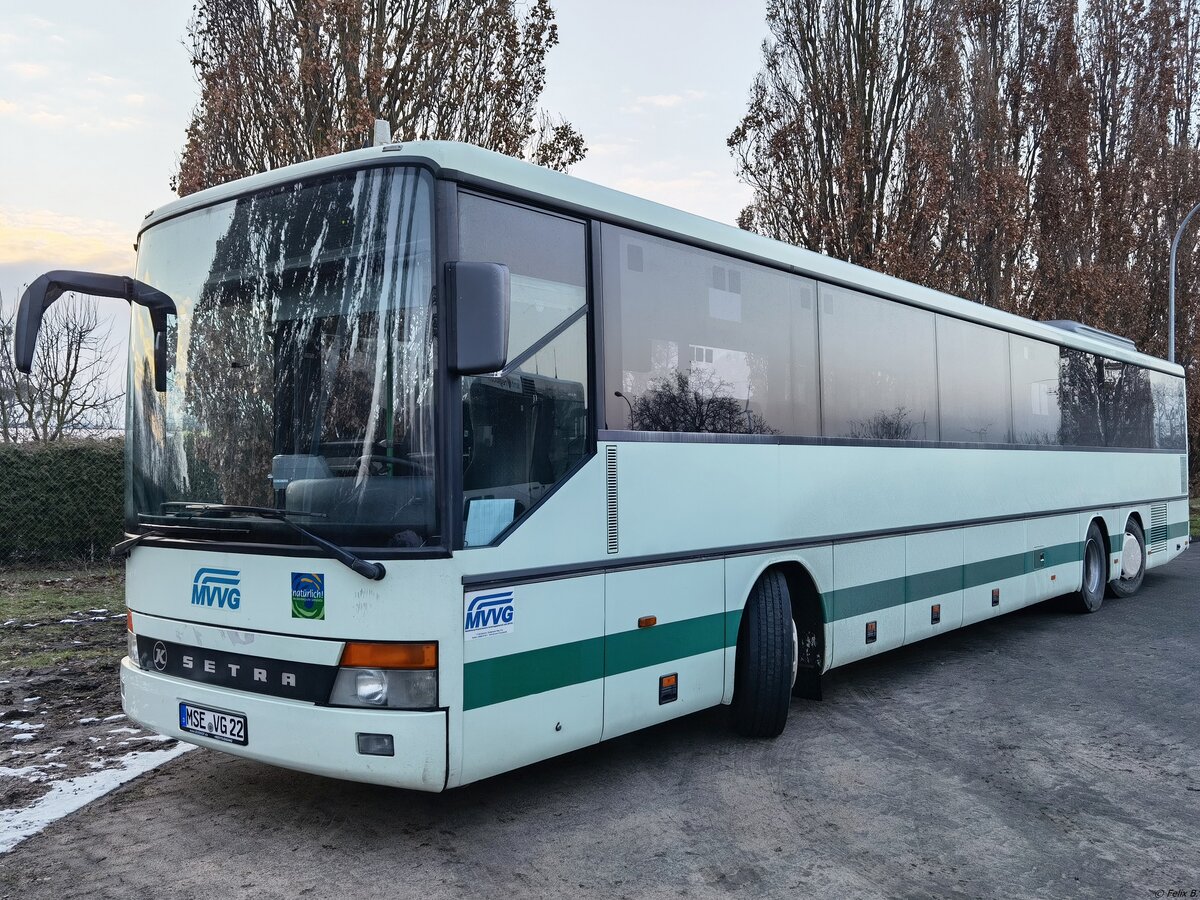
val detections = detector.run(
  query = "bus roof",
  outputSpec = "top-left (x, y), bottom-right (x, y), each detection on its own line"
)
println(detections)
top-left (143, 141), bottom-right (1184, 377)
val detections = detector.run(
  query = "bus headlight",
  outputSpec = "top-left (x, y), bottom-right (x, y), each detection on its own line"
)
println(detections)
top-left (327, 642), bottom-right (438, 710)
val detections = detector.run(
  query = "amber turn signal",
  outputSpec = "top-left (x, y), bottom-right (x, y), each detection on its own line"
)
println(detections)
top-left (340, 641), bottom-right (437, 670)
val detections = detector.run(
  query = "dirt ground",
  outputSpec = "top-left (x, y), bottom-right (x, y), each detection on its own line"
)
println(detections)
top-left (0, 568), bottom-right (179, 808)
top-left (1, 550), bottom-right (1198, 898)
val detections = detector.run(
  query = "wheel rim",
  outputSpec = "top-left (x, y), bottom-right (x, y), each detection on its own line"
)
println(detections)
top-left (1084, 538), bottom-right (1104, 595)
top-left (1120, 533), bottom-right (1142, 580)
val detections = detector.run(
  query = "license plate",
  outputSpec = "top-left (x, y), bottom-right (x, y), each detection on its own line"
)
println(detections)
top-left (179, 701), bottom-right (248, 746)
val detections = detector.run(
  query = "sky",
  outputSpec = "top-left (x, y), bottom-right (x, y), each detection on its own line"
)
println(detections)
top-left (0, 1), bottom-right (769, 308)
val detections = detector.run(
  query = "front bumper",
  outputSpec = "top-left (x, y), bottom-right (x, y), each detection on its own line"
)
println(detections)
top-left (120, 658), bottom-right (447, 791)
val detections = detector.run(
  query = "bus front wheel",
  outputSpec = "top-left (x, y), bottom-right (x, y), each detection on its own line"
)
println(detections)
top-left (1076, 521), bottom-right (1107, 613)
top-left (731, 569), bottom-right (794, 738)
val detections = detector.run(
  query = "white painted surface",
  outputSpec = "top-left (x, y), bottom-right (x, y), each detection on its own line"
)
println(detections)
top-left (0, 743), bottom-right (194, 854)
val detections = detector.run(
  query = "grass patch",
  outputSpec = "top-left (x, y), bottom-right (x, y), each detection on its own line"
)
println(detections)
top-left (1191, 499), bottom-right (1200, 536)
top-left (0, 567), bottom-right (125, 674)
top-left (0, 568), bottom-right (124, 622)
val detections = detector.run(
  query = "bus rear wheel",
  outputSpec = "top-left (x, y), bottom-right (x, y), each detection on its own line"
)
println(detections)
top-left (731, 569), bottom-right (794, 738)
top-left (1108, 518), bottom-right (1146, 599)
top-left (1076, 521), bottom-right (1106, 613)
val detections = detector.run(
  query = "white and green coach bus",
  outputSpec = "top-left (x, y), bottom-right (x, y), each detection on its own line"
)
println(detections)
top-left (14, 142), bottom-right (1189, 790)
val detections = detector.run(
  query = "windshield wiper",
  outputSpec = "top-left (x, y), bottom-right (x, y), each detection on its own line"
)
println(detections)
top-left (162, 502), bottom-right (387, 581)
top-left (112, 522), bottom-right (252, 558)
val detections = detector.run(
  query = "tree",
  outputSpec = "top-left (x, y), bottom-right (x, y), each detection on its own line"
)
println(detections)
top-left (0, 290), bottom-right (124, 442)
top-left (174, 0), bottom-right (586, 196)
top-left (732, 0), bottom-right (1200, 482)
top-left (728, 0), bottom-right (941, 270)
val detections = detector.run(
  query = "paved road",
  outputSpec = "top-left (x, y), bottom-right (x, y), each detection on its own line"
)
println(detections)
top-left (3, 553), bottom-right (1198, 899)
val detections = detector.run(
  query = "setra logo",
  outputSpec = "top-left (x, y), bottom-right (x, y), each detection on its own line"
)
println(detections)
top-left (464, 590), bottom-right (515, 640)
top-left (191, 568), bottom-right (242, 610)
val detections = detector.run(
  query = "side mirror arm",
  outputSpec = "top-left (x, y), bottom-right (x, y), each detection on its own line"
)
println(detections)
top-left (15, 270), bottom-right (177, 392)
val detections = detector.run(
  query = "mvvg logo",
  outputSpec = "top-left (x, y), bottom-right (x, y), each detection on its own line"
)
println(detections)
top-left (464, 590), bottom-right (514, 640)
top-left (191, 568), bottom-right (242, 610)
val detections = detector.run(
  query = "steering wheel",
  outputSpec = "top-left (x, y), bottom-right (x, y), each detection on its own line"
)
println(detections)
top-left (354, 454), bottom-right (431, 476)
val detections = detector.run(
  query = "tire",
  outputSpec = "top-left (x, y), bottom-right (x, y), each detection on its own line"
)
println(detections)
top-left (1108, 518), bottom-right (1146, 599)
top-left (1076, 521), bottom-right (1106, 613)
top-left (731, 569), bottom-right (794, 737)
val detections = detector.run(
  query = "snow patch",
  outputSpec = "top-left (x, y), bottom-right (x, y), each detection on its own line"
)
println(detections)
top-left (102, 714), bottom-right (125, 722)
top-left (0, 743), bottom-right (194, 853)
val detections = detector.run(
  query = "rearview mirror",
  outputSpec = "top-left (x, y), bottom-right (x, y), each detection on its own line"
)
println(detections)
top-left (446, 261), bottom-right (510, 376)
top-left (15, 270), bottom-right (176, 392)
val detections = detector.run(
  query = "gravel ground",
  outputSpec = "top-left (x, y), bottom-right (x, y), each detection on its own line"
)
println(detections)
top-left (1, 552), bottom-right (1197, 899)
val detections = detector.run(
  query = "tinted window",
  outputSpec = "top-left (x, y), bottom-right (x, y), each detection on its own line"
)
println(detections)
top-left (463, 317), bottom-right (589, 544)
top-left (937, 317), bottom-right (1011, 443)
top-left (1058, 349), bottom-right (1105, 446)
top-left (1059, 350), bottom-right (1156, 448)
top-left (458, 196), bottom-right (589, 546)
top-left (1151, 370), bottom-right (1187, 450)
top-left (819, 285), bottom-right (937, 441)
top-left (1010, 337), bottom-right (1060, 444)
top-left (602, 225), bottom-right (818, 435)
top-left (459, 194), bottom-right (586, 360)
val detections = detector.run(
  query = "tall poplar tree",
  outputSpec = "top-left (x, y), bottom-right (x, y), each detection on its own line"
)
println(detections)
top-left (174, 0), bottom-right (585, 196)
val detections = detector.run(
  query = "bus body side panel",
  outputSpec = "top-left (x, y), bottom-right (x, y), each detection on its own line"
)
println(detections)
top-left (1026, 514), bottom-right (1083, 605)
top-left (828, 536), bottom-right (906, 668)
top-left (457, 575), bottom-right (604, 787)
top-left (1144, 497), bottom-right (1191, 570)
top-left (903, 529), bottom-right (964, 645)
top-left (962, 522), bottom-right (1029, 626)
top-left (601, 560), bottom-right (724, 740)
top-left (722, 546), bottom-right (834, 704)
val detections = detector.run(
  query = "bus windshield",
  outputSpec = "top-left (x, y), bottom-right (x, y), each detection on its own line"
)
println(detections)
top-left (126, 166), bottom-right (439, 550)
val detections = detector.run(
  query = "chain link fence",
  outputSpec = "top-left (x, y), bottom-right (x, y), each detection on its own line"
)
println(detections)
top-left (0, 438), bottom-right (125, 569)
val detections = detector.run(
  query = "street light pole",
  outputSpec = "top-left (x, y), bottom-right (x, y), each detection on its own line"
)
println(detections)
top-left (1168, 200), bottom-right (1200, 364)
top-left (613, 390), bottom-right (633, 426)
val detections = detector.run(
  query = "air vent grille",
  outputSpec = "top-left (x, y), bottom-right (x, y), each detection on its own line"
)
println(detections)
top-left (605, 445), bottom-right (618, 554)
top-left (520, 376), bottom-right (536, 395)
top-left (1149, 503), bottom-right (1168, 554)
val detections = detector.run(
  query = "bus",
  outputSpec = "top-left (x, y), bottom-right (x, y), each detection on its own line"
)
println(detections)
top-left (14, 141), bottom-right (1189, 791)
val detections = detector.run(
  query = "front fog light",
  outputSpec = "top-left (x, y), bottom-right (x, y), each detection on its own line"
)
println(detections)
top-left (354, 669), bottom-right (388, 705)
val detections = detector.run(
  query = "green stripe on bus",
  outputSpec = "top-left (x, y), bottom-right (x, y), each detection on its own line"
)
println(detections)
top-left (463, 637), bottom-right (603, 710)
top-left (462, 526), bottom-right (1184, 710)
top-left (832, 541), bottom-right (1081, 620)
top-left (605, 612), bottom-right (727, 678)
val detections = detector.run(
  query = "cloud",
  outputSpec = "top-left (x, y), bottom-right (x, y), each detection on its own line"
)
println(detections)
top-left (620, 90), bottom-right (708, 115)
top-left (0, 208), bottom-right (135, 281)
top-left (0, 99), bottom-right (16, 116)
top-left (604, 167), bottom-right (753, 225)
top-left (6, 62), bottom-right (50, 79)
top-left (122, 93), bottom-right (146, 107)
top-left (87, 73), bottom-right (120, 86)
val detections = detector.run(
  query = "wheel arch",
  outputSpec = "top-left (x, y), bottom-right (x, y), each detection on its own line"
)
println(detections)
top-left (1087, 514), bottom-right (1114, 582)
